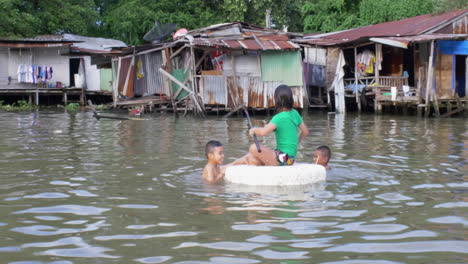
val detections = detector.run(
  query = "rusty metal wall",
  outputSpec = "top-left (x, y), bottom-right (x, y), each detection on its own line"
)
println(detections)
top-left (291, 86), bottom-right (304, 108)
top-left (247, 77), bottom-right (265, 108)
top-left (263, 82), bottom-right (303, 108)
top-left (117, 57), bottom-right (134, 97)
top-left (144, 52), bottom-right (165, 96)
top-left (200, 75), bottom-right (227, 105)
top-left (263, 81), bottom-right (281, 108)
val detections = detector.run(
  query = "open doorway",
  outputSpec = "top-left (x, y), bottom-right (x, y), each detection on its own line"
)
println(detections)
top-left (455, 55), bottom-right (466, 97)
top-left (69, 58), bottom-right (80, 87)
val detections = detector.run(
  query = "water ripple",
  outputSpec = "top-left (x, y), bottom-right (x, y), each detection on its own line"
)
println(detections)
top-left (324, 240), bottom-right (468, 253)
top-left (13, 205), bottom-right (110, 215)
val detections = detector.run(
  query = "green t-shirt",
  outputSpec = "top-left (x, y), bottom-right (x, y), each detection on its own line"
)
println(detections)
top-left (270, 109), bottom-right (303, 157)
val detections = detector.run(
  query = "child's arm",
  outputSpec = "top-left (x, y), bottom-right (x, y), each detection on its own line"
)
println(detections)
top-left (249, 123), bottom-right (276, 137)
top-left (204, 166), bottom-right (224, 184)
top-left (298, 122), bottom-right (309, 142)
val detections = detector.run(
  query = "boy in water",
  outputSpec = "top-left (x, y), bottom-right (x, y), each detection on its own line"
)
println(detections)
top-left (314, 145), bottom-right (331, 170)
top-left (203, 140), bottom-right (225, 183)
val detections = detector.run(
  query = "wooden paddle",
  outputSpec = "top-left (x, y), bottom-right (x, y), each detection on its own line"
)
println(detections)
top-left (243, 107), bottom-right (261, 153)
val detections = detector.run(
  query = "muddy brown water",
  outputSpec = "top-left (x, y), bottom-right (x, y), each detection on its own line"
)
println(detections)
top-left (0, 110), bottom-right (466, 264)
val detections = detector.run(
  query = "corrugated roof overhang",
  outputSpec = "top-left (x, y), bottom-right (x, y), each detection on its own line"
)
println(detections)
top-left (370, 34), bottom-right (468, 49)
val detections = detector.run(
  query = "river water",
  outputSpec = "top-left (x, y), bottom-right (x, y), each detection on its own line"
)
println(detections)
top-left (0, 110), bottom-right (466, 264)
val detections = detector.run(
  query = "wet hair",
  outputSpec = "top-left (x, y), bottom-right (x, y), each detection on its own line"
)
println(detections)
top-left (274, 84), bottom-right (294, 111)
top-left (205, 140), bottom-right (223, 158)
top-left (315, 145), bottom-right (331, 163)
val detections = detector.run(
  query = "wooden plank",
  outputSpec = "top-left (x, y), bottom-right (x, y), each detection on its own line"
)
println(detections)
top-left (170, 45), bottom-right (187, 59)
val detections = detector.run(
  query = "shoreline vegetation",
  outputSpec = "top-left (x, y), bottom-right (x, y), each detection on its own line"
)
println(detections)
top-left (0, 100), bottom-right (108, 112)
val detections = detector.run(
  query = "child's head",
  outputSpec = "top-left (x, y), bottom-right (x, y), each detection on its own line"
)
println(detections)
top-left (313, 145), bottom-right (331, 167)
top-left (205, 140), bottom-right (225, 164)
top-left (274, 84), bottom-right (294, 111)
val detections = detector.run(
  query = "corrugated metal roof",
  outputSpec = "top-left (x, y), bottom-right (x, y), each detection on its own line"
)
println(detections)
top-left (376, 33), bottom-right (468, 43)
top-left (191, 38), bottom-right (299, 50)
top-left (21, 35), bottom-right (66, 42)
top-left (296, 9), bottom-right (467, 46)
top-left (64, 34), bottom-right (127, 53)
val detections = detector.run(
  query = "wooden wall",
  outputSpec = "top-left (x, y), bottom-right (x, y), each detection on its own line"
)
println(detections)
top-left (435, 52), bottom-right (453, 99)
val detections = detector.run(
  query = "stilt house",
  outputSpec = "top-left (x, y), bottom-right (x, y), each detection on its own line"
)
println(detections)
top-left (111, 22), bottom-right (306, 114)
top-left (295, 9), bottom-right (468, 116)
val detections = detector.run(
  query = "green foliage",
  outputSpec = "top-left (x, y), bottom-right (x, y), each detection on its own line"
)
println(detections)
top-left (358, 0), bottom-right (433, 26)
top-left (101, 0), bottom-right (224, 45)
top-left (433, 0), bottom-right (468, 13)
top-left (302, 0), bottom-right (359, 33)
top-left (0, 100), bottom-right (36, 111)
top-left (0, 0), bottom-right (99, 38)
top-left (65, 103), bottom-right (80, 111)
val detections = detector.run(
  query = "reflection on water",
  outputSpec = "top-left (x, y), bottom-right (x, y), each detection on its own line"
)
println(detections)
top-left (0, 110), bottom-right (466, 264)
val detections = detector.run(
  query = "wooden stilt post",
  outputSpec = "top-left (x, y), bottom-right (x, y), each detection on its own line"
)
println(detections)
top-left (354, 47), bottom-right (361, 112)
top-left (375, 43), bottom-right (381, 114)
top-left (425, 41), bottom-right (435, 117)
top-left (164, 48), bottom-right (178, 117)
top-left (113, 57), bottom-right (121, 108)
top-left (35, 87), bottom-right (39, 105)
top-left (63, 91), bottom-right (68, 105)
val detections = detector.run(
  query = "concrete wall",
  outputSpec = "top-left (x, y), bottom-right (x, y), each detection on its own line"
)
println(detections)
top-left (84, 56), bottom-right (100, 91)
top-left (32, 47), bottom-right (70, 86)
top-left (5, 47), bottom-right (70, 87)
top-left (0, 48), bottom-right (9, 85)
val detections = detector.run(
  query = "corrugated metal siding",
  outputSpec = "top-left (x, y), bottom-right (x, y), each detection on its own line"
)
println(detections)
top-left (237, 76), bottom-right (252, 106)
top-left (261, 51), bottom-right (303, 86)
top-left (291, 86), bottom-right (304, 108)
top-left (224, 55), bottom-right (261, 76)
top-left (304, 47), bottom-right (327, 65)
top-left (247, 77), bottom-right (264, 108)
top-left (264, 81), bottom-right (280, 108)
top-left (264, 82), bottom-right (303, 109)
top-left (134, 55), bottom-right (147, 96)
top-left (200, 75), bottom-right (227, 105)
top-left (144, 52), bottom-right (165, 96)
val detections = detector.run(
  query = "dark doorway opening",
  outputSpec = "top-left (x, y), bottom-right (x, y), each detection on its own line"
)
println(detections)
top-left (455, 55), bottom-right (466, 97)
top-left (403, 47), bottom-right (415, 87)
top-left (69, 58), bottom-right (80, 87)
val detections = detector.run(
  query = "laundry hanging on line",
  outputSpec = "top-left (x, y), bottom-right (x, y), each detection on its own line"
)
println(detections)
top-left (17, 64), bottom-right (53, 84)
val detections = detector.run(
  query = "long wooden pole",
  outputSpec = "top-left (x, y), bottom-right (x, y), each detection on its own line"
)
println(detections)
top-left (164, 48), bottom-right (178, 117)
top-left (354, 47), bottom-right (361, 112)
top-left (425, 40), bottom-right (434, 117)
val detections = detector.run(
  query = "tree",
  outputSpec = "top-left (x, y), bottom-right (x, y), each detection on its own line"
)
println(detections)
top-left (302, 0), bottom-right (359, 33)
top-left (221, 0), bottom-right (305, 32)
top-left (101, 0), bottom-right (224, 45)
top-left (358, 0), bottom-right (433, 26)
top-left (0, 0), bottom-right (99, 38)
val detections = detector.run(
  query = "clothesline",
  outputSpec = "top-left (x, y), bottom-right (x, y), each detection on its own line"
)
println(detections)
top-left (17, 64), bottom-right (53, 84)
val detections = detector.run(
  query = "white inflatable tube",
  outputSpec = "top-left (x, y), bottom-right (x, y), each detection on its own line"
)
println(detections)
top-left (225, 163), bottom-right (326, 186)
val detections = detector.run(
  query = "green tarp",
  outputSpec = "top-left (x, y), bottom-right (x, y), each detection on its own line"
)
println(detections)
top-left (171, 68), bottom-right (191, 100)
